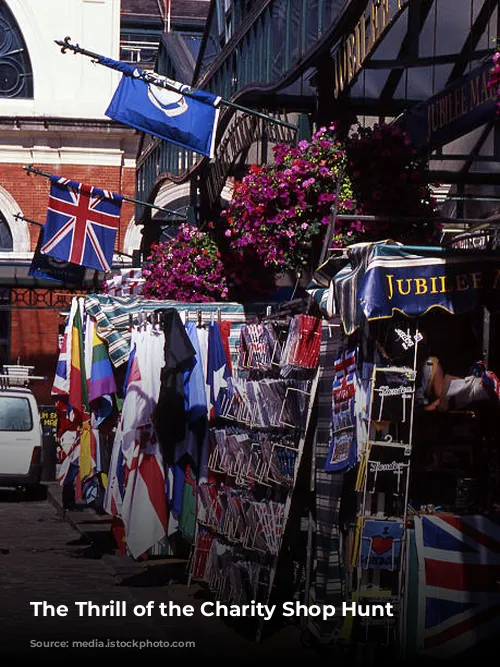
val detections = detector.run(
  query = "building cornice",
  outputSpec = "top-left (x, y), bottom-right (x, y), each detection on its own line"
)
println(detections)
top-left (0, 117), bottom-right (138, 134)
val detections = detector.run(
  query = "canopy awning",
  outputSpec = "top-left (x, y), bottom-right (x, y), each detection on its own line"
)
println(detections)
top-left (333, 241), bottom-right (500, 335)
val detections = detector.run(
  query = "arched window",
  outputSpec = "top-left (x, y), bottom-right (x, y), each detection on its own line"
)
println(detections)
top-left (0, 212), bottom-right (13, 251)
top-left (0, 2), bottom-right (33, 98)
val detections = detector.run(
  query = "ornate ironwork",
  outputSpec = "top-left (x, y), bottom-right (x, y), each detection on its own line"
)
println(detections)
top-left (205, 110), bottom-right (297, 207)
top-left (5, 288), bottom-right (88, 310)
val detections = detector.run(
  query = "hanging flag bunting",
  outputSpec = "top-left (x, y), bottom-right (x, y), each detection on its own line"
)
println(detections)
top-left (96, 55), bottom-right (220, 158)
top-left (41, 175), bottom-right (122, 272)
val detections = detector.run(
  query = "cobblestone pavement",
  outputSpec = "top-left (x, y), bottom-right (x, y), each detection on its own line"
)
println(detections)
top-left (0, 487), bottom-right (173, 656)
top-left (0, 486), bottom-right (330, 663)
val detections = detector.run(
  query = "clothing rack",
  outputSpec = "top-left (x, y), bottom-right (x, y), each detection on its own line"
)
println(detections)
top-left (260, 297), bottom-right (314, 320)
top-left (125, 307), bottom-right (223, 329)
top-left (186, 310), bottom-right (323, 643)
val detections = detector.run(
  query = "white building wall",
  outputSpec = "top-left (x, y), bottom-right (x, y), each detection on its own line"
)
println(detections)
top-left (0, 0), bottom-right (122, 119)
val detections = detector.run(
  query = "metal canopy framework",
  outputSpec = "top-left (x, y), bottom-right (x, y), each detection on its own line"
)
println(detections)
top-left (335, 0), bottom-right (499, 199)
top-left (342, 0), bottom-right (497, 111)
top-left (136, 0), bottom-right (500, 228)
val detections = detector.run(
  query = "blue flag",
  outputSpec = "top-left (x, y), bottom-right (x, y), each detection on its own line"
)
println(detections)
top-left (207, 322), bottom-right (231, 420)
top-left (97, 55), bottom-right (221, 158)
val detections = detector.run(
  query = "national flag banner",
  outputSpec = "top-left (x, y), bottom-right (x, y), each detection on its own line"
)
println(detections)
top-left (207, 322), bottom-right (232, 420)
top-left (104, 336), bottom-right (166, 557)
top-left (56, 430), bottom-right (80, 486)
top-left (414, 514), bottom-right (500, 659)
top-left (41, 175), bottom-right (122, 272)
top-left (52, 297), bottom-right (78, 397)
top-left (97, 55), bottom-right (221, 159)
top-left (120, 424), bottom-right (167, 558)
top-left (78, 420), bottom-right (97, 484)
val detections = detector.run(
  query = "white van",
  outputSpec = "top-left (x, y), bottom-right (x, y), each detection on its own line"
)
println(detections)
top-left (0, 386), bottom-right (43, 491)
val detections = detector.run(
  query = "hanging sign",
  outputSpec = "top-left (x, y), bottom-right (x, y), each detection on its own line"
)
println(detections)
top-left (39, 405), bottom-right (57, 437)
top-left (359, 255), bottom-right (500, 322)
top-left (333, 0), bottom-right (409, 98)
top-left (399, 59), bottom-right (497, 151)
top-left (371, 368), bottom-right (415, 424)
top-left (366, 447), bottom-right (410, 495)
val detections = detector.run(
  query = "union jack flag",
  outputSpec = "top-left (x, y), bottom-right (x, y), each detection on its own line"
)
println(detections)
top-left (41, 175), bottom-right (123, 272)
top-left (414, 514), bottom-right (500, 659)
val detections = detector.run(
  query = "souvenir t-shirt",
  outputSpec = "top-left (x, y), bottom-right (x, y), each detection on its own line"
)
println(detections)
top-left (360, 520), bottom-right (404, 570)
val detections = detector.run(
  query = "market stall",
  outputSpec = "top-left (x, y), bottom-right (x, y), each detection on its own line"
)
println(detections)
top-left (53, 290), bottom-right (324, 642)
top-left (306, 240), bottom-right (500, 660)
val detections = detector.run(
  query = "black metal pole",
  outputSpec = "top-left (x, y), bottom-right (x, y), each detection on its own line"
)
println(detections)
top-left (54, 37), bottom-right (298, 132)
top-left (14, 213), bottom-right (42, 227)
top-left (22, 165), bottom-right (185, 220)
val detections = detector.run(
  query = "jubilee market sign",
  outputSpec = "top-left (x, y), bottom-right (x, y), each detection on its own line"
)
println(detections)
top-left (358, 257), bottom-right (500, 322)
top-left (333, 0), bottom-right (409, 98)
top-left (400, 59), bottom-right (497, 151)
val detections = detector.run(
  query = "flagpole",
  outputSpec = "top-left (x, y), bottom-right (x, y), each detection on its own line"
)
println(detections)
top-left (55, 37), bottom-right (299, 133)
top-left (14, 213), bottom-right (43, 228)
top-left (22, 165), bottom-right (186, 220)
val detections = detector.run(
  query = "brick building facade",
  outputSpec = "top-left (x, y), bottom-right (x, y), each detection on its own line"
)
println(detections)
top-left (0, 0), bottom-right (159, 403)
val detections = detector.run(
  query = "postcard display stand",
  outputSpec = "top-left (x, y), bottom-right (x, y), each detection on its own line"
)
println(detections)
top-left (348, 333), bottom-right (420, 658)
top-left (187, 316), bottom-right (322, 642)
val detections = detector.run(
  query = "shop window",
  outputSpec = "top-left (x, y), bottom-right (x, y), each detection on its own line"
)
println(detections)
top-left (0, 2), bottom-right (33, 98)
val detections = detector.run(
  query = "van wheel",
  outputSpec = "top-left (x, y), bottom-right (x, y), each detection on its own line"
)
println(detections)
top-left (24, 484), bottom-right (46, 501)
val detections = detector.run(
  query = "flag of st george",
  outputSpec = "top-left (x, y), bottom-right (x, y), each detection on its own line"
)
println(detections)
top-left (97, 55), bottom-right (220, 159)
top-left (41, 175), bottom-right (122, 272)
top-left (104, 336), bottom-right (167, 557)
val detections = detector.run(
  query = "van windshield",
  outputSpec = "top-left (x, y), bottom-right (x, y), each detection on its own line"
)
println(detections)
top-left (0, 397), bottom-right (33, 431)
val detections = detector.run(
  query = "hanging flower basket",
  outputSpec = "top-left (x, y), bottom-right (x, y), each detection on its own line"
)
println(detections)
top-left (487, 51), bottom-right (500, 115)
top-left (142, 224), bottom-right (228, 302)
top-left (222, 124), bottom-right (360, 272)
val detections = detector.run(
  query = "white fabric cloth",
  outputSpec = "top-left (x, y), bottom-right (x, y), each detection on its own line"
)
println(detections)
top-left (104, 324), bottom-right (167, 558)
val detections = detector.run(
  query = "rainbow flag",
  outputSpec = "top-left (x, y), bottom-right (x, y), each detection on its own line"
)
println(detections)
top-left (88, 324), bottom-right (116, 403)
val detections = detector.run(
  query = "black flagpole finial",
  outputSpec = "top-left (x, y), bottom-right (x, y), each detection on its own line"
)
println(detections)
top-left (55, 36), bottom-right (76, 54)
